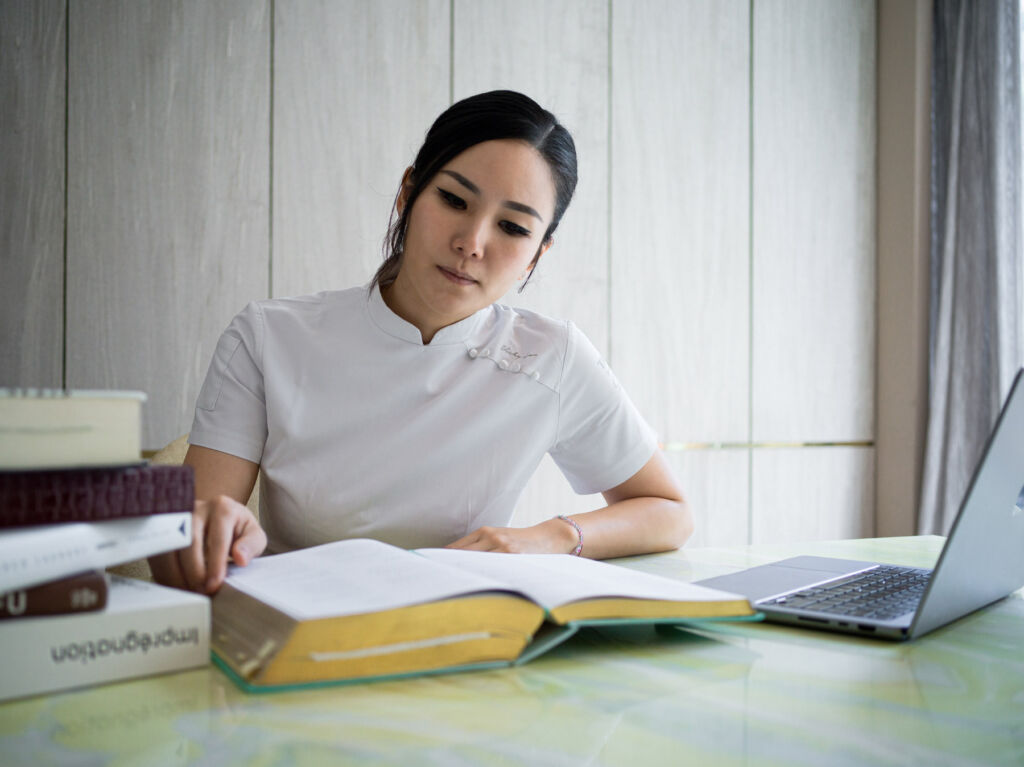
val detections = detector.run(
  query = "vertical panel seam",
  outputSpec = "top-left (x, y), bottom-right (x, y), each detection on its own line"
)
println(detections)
top-left (268, 0), bottom-right (275, 299)
top-left (747, 0), bottom-right (755, 546)
top-left (606, 0), bottom-right (613, 364)
top-left (874, 0), bottom-right (884, 540)
top-left (62, 0), bottom-right (70, 389)
top-left (449, 0), bottom-right (455, 104)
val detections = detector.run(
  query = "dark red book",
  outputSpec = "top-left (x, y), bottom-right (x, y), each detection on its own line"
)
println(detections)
top-left (0, 570), bottom-right (108, 619)
top-left (0, 464), bottom-right (194, 528)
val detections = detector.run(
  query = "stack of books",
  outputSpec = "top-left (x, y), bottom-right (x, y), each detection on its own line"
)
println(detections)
top-left (0, 389), bottom-right (210, 702)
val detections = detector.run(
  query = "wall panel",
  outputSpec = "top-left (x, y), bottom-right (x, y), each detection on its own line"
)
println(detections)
top-left (273, 0), bottom-right (450, 298)
top-left (667, 450), bottom-right (749, 548)
top-left (5, 1), bottom-right (880, 548)
top-left (67, 0), bottom-right (270, 449)
top-left (611, 0), bottom-right (751, 444)
top-left (0, 0), bottom-right (65, 388)
top-left (752, 0), bottom-right (876, 442)
top-left (751, 447), bottom-right (874, 545)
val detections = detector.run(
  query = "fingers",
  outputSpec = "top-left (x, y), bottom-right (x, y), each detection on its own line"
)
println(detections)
top-left (177, 500), bottom-right (212, 593)
top-left (230, 515), bottom-right (267, 567)
top-left (446, 521), bottom-right (579, 555)
top-left (447, 527), bottom-right (512, 553)
top-left (150, 496), bottom-right (266, 595)
top-left (445, 530), bottom-right (484, 550)
top-left (202, 496), bottom-right (267, 593)
top-left (202, 499), bottom-right (236, 593)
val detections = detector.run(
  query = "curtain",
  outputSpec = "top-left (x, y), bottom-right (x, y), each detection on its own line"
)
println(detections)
top-left (920, 0), bottom-right (1023, 535)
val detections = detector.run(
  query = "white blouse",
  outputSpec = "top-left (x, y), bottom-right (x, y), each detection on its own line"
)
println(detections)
top-left (190, 284), bottom-right (657, 553)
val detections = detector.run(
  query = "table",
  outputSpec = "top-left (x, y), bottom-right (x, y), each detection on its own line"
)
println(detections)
top-left (1, 536), bottom-right (1022, 766)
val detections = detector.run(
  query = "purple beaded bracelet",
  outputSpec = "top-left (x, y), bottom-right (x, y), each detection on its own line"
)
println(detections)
top-left (556, 514), bottom-right (584, 556)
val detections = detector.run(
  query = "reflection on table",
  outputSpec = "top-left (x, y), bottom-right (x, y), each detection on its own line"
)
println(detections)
top-left (1, 536), bottom-right (1021, 767)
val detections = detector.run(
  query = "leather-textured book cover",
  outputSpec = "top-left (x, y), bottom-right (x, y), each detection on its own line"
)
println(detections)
top-left (0, 464), bottom-right (194, 528)
top-left (0, 570), bottom-right (108, 619)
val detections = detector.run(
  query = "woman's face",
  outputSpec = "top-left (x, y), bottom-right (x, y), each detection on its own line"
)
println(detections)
top-left (385, 139), bottom-right (556, 343)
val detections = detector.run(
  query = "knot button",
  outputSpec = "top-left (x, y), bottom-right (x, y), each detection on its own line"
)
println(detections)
top-left (468, 348), bottom-right (479, 359)
top-left (499, 359), bottom-right (510, 370)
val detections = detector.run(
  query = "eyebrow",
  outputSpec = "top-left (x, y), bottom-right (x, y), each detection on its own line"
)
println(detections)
top-left (439, 170), bottom-right (545, 223)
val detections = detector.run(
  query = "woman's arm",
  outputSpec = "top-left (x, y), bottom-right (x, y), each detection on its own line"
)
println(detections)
top-left (446, 450), bottom-right (693, 558)
top-left (148, 444), bottom-right (267, 594)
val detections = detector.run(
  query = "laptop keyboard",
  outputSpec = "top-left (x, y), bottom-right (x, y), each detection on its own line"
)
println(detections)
top-left (760, 565), bottom-right (932, 621)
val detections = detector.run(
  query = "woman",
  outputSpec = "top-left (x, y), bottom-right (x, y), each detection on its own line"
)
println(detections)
top-left (150, 91), bottom-right (692, 595)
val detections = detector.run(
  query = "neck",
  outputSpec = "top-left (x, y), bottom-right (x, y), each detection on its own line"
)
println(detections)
top-left (379, 281), bottom-right (443, 345)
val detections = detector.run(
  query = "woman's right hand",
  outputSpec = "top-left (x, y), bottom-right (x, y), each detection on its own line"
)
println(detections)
top-left (148, 495), bottom-right (267, 595)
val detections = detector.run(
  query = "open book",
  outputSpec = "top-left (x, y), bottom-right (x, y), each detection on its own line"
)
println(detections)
top-left (211, 538), bottom-right (757, 691)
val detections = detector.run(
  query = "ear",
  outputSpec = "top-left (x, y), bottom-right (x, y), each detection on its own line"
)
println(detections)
top-left (522, 238), bottom-right (554, 279)
top-left (396, 167), bottom-right (415, 215)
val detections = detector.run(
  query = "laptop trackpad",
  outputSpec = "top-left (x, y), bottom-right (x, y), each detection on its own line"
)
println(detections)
top-left (695, 556), bottom-right (879, 603)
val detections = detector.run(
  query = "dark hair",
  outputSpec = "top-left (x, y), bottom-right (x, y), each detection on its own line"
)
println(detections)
top-left (371, 90), bottom-right (578, 292)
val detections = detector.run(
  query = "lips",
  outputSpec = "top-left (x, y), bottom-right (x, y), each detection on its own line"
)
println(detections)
top-left (438, 265), bottom-right (478, 285)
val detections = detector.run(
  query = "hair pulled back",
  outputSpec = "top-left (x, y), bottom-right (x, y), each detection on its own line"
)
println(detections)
top-left (372, 90), bottom-right (578, 291)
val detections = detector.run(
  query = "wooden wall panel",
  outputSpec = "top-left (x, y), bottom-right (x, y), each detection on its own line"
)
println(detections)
top-left (454, 0), bottom-right (609, 525)
top-left (8, 2), bottom-right (880, 545)
top-left (273, 0), bottom-right (450, 298)
top-left (67, 0), bottom-right (270, 449)
top-left (452, 0), bottom-right (609, 354)
top-left (751, 0), bottom-right (876, 442)
top-left (0, 0), bottom-right (65, 388)
top-left (667, 450), bottom-right (749, 548)
top-left (751, 447), bottom-right (874, 545)
top-left (611, 0), bottom-right (751, 444)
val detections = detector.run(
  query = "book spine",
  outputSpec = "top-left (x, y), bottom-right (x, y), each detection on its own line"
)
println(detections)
top-left (0, 586), bottom-right (209, 702)
top-left (0, 464), bottom-right (194, 529)
top-left (0, 571), bottom-right (108, 620)
top-left (0, 512), bottom-right (193, 592)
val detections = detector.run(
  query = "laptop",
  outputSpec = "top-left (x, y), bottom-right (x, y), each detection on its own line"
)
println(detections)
top-left (696, 368), bottom-right (1024, 640)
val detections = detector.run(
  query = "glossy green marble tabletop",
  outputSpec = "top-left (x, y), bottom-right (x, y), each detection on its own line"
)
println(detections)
top-left (1, 536), bottom-right (1021, 766)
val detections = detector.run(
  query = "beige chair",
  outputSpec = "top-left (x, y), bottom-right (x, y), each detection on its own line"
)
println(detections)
top-left (107, 435), bottom-right (259, 580)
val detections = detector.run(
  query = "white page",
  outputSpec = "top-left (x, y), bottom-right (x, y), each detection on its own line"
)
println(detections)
top-left (415, 549), bottom-right (745, 609)
top-left (222, 539), bottom-right (510, 621)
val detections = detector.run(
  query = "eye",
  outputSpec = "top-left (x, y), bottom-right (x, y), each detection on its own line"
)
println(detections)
top-left (500, 221), bottom-right (531, 237)
top-left (436, 187), bottom-right (466, 209)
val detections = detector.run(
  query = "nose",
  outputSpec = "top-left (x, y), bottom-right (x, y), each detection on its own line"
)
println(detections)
top-left (452, 217), bottom-right (486, 259)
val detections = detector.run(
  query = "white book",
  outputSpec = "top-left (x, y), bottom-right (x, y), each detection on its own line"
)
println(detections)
top-left (0, 575), bottom-right (209, 702)
top-left (229, 540), bottom-right (745, 622)
top-left (211, 539), bottom-right (754, 690)
top-left (0, 389), bottom-right (146, 469)
top-left (0, 512), bottom-right (192, 592)
top-left (416, 547), bottom-right (740, 608)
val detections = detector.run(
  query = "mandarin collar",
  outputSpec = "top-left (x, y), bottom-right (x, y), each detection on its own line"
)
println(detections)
top-left (365, 282), bottom-right (491, 346)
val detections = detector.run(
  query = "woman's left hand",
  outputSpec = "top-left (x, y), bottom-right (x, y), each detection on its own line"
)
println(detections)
top-left (446, 517), bottom-right (579, 555)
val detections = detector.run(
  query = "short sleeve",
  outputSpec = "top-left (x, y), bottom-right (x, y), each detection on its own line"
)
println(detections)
top-left (189, 302), bottom-right (268, 464)
top-left (549, 324), bottom-right (658, 494)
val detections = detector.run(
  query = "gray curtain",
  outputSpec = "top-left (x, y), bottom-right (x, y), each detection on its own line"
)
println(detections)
top-left (920, 0), bottom-right (1023, 535)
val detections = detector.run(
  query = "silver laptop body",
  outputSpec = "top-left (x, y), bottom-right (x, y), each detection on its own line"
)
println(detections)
top-left (696, 368), bottom-right (1024, 640)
